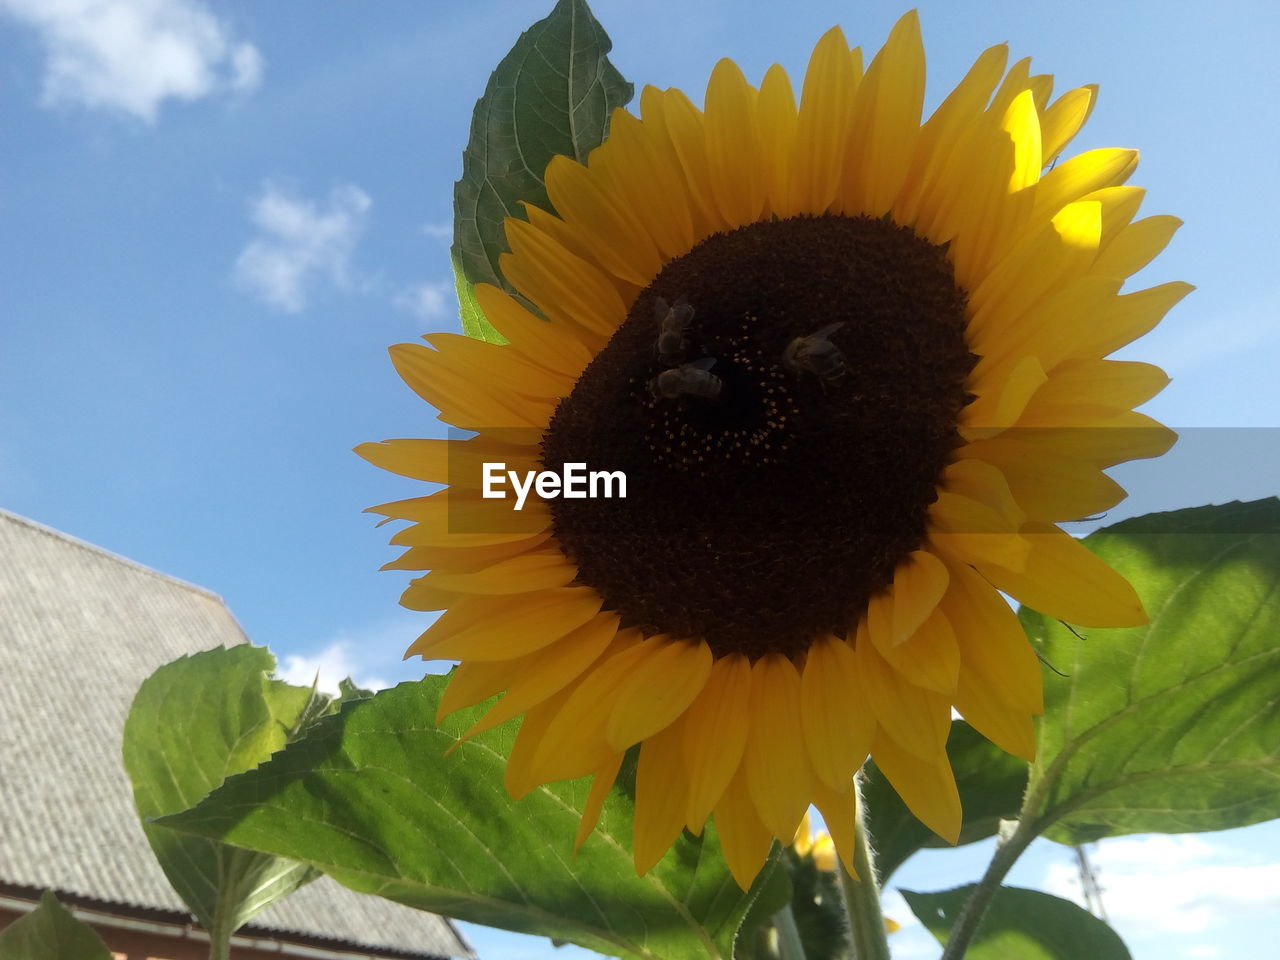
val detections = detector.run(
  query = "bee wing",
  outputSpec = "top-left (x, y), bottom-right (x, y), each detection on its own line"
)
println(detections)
top-left (811, 321), bottom-right (846, 341)
top-left (686, 357), bottom-right (716, 371)
top-left (653, 296), bottom-right (670, 322)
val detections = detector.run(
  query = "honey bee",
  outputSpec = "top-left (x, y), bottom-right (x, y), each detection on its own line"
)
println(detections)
top-left (648, 357), bottom-right (722, 401)
top-left (783, 321), bottom-right (848, 389)
top-left (654, 296), bottom-right (695, 367)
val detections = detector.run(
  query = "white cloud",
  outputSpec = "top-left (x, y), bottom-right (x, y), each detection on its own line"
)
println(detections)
top-left (420, 221), bottom-right (452, 242)
top-left (396, 282), bottom-right (452, 322)
top-left (277, 641), bottom-right (389, 696)
top-left (0, 0), bottom-right (263, 121)
top-left (1043, 836), bottom-right (1280, 936)
top-left (1183, 947), bottom-right (1223, 959)
top-left (275, 617), bottom-right (451, 696)
top-left (234, 182), bottom-right (371, 313)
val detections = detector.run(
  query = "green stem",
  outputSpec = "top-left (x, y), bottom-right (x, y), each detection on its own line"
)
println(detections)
top-left (937, 817), bottom-right (1039, 960)
top-left (207, 851), bottom-right (237, 960)
top-left (839, 780), bottom-right (891, 960)
top-left (772, 903), bottom-right (808, 960)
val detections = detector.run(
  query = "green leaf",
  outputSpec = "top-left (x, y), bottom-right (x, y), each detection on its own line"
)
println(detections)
top-left (122, 646), bottom-right (319, 937)
top-left (452, 0), bottom-right (633, 298)
top-left (0, 892), bottom-right (113, 960)
top-left (1020, 498), bottom-right (1280, 844)
top-left (902, 885), bottom-right (1130, 960)
top-left (158, 675), bottom-right (772, 960)
top-left (862, 721), bottom-right (1028, 880)
top-left (453, 251), bottom-right (504, 343)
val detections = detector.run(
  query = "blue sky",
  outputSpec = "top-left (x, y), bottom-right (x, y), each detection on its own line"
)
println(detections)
top-left (1, 1), bottom-right (1277, 958)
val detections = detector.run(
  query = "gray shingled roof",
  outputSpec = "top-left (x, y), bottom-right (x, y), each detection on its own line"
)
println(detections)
top-left (0, 509), bottom-right (473, 959)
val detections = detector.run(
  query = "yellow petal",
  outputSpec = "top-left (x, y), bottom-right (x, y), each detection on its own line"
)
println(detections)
top-left (1092, 215), bottom-right (1183, 281)
top-left (871, 729), bottom-right (961, 843)
top-left (949, 89), bottom-right (1042, 285)
top-left (389, 342), bottom-right (555, 430)
top-left (472, 283), bottom-right (595, 379)
top-left (683, 653), bottom-right (754, 828)
top-left (961, 355), bottom-right (1048, 437)
top-left (961, 437), bottom-right (1128, 522)
top-left (896, 43), bottom-right (1008, 231)
top-left (400, 577), bottom-right (456, 612)
top-left (875, 607), bottom-right (960, 695)
top-left (842, 11), bottom-right (924, 215)
top-left (1039, 85), bottom-right (1096, 164)
top-left (575, 753), bottom-right (624, 852)
top-left (594, 108), bottom-right (697, 261)
top-left (811, 778), bottom-right (859, 878)
top-left (743, 654), bottom-right (811, 839)
top-left (975, 521), bottom-right (1148, 627)
top-left (792, 26), bottom-right (857, 214)
top-left (967, 275), bottom-right (1122, 375)
top-left (1023, 359), bottom-right (1171, 414)
top-left (634, 722), bottom-right (691, 874)
top-left (355, 438), bottom-right (454, 483)
top-left (928, 470), bottom-right (1030, 572)
top-left (502, 216), bottom-right (630, 335)
top-left (528, 635), bottom-right (655, 783)
top-left (1075, 281), bottom-right (1194, 357)
top-left (606, 638), bottom-right (713, 752)
top-left (505, 684), bottom-right (578, 799)
top-left (383, 532), bottom-right (552, 574)
top-left (422, 332), bottom-right (574, 399)
top-left (887, 550), bottom-right (951, 644)
top-left (954, 663), bottom-right (1038, 761)
top-left (968, 201), bottom-right (1102, 342)
top-left (1031, 148), bottom-right (1137, 224)
top-left (644, 85), bottom-right (725, 236)
top-left (854, 627), bottom-right (950, 762)
top-left (704, 58), bottom-right (766, 226)
top-left (407, 587), bottom-right (603, 661)
top-left (758, 63), bottom-right (799, 215)
top-left (455, 612), bottom-right (621, 742)
top-left (436, 659), bottom-right (522, 723)
top-left (940, 559), bottom-right (1044, 714)
top-left (714, 764), bottom-right (775, 890)
top-left (800, 636), bottom-right (875, 791)
top-left (541, 155), bottom-right (662, 287)
top-left (420, 547), bottom-right (579, 595)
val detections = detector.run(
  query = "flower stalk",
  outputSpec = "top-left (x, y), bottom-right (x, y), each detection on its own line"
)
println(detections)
top-left (771, 902), bottom-right (809, 960)
top-left (938, 815), bottom-right (1039, 960)
top-left (839, 779), bottom-right (891, 960)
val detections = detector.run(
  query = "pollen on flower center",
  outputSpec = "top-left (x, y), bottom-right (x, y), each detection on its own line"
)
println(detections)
top-left (540, 214), bottom-right (974, 659)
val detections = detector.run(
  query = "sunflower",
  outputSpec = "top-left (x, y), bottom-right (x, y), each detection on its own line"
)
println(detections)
top-left (358, 11), bottom-right (1187, 890)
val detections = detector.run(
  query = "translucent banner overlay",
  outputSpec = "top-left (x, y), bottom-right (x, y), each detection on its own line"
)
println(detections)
top-left (433, 427), bottom-right (1280, 536)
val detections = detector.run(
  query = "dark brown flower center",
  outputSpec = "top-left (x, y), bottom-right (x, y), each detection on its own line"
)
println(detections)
top-left (540, 214), bottom-right (973, 660)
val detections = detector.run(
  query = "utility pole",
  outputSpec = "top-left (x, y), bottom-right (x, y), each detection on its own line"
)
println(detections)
top-left (1074, 844), bottom-right (1108, 920)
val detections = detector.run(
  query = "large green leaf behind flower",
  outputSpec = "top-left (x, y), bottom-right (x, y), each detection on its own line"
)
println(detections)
top-left (453, 0), bottom-right (633, 315)
top-left (1020, 498), bottom-right (1280, 843)
top-left (122, 645), bottom-right (320, 937)
top-left (903, 885), bottom-right (1130, 960)
top-left (157, 675), bottom-right (777, 960)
